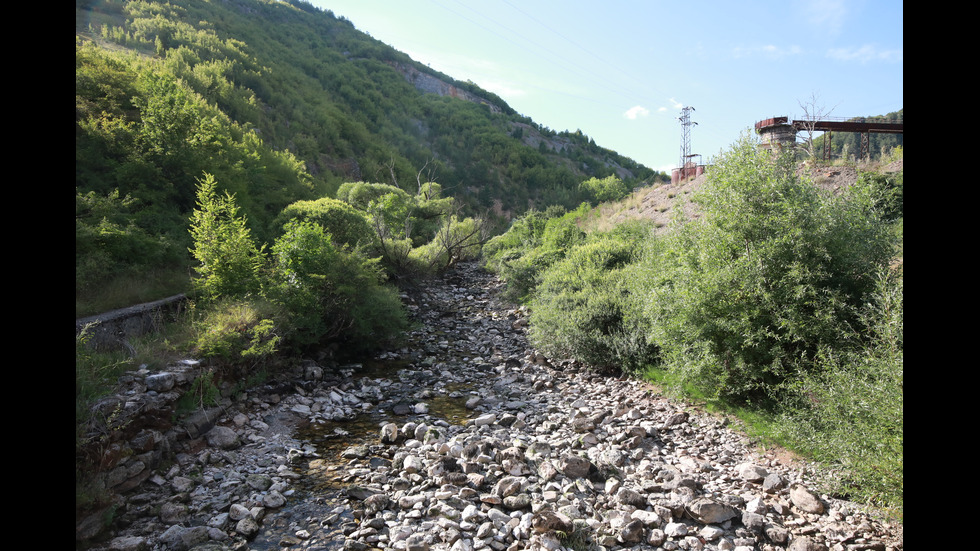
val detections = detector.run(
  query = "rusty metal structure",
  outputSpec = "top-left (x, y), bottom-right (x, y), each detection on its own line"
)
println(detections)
top-left (672, 106), bottom-right (704, 184)
top-left (755, 116), bottom-right (904, 159)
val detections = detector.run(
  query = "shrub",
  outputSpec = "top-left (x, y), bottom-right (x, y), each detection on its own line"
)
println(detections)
top-left (275, 197), bottom-right (378, 251)
top-left (187, 173), bottom-right (265, 301)
top-left (639, 132), bottom-right (893, 404)
top-left (191, 299), bottom-right (280, 366)
top-left (75, 190), bottom-right (185, 309)
top-left (268, 220), bottom-right (407, 351)
top-left (336, 181), bottom-right (411, 209)
top-left (529, 229), bottom-right (655, 371)
top-left (336, 181), bottom-right (413, 239)
top-left (483, 205), bottom-right (589, 302)
top-left (482, 209), bottom-right (553, 272)
top-left (580, 175), bottom-right (629, 203)
top-left (775, 271), bottom-right (903, 509)
top-left (857, 171), bottom-right (903, 222)
top-left (411, 215), bottom-right (487, 273)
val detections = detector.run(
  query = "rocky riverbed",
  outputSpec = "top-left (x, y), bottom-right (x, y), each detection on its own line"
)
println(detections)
top-left (78, 262), bottom-right (903, 551)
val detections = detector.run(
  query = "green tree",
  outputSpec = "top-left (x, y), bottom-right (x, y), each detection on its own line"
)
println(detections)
top-left (580, 175), bottom-right (629, 203)
top-left (188, 173), bottom-right (265, 300)
top-left (275, 197), bottom-right (377, 251)
top-left (640, 132), bottom-right (892, 404)
top-left (268, 220), bottom-right (407, 350)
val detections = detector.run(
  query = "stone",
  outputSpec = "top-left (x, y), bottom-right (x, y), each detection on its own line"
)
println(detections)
top-left (144, 372), bottom-right (175, 392)
top-left (205, 426), bottom-right (240, 450)
top-left (236, 516), bottom-right (260, 538)
top-left (664, 521), bottom-right (689, 537)
top-left (616, 487), bottom-right (647, 507)
top-left (741, 511), bottom-right (765, 533)
top-left (503, 494), bottom-right (531, 510)
top-left (531, 510), bottom-right (572, 534)
top-left (558, 454), bottom-right (593, 478)
top-left (228, 503), bottom-right (250, 521)
top-left (263, 490), bottom-right (286, 508)
top-left (736, 463), bottom-right (768, 482)
top-left (158, 501), bottom-right (187, 525)
top-left (473, 413), bottom-right (496, 426)
top-left (245, 473), bottom-right (273, 490)
top-left (763, 472), bottom-right (786, 493)
top-left (341, 445), bottom-right (369, 459)
top-left (699, 525), bottom-right (725, 541)
top-left (630, 509), bottom-right (661, 526)
top-left (788, 536), bottom-right (829, 551)
top-left (647, 528), bottom-right (666, 546)
top-left (403, 454), bottom-right (424, 474)
top-left (790, 484), bottom-right (825, 514)
top-left (106, 535), bottom-right (147, 551)
top-left (685, 497), bottom-right (739, 524)
top-left (619, 519), bottom-right (645, 543)
top-left (663, 411), bottom-right (689, 427)
top-left (380, 422), bottom-right (399, 444)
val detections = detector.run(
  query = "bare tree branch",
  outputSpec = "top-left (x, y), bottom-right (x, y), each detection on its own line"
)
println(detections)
top-left (797, 92), bottom-right (840, 160)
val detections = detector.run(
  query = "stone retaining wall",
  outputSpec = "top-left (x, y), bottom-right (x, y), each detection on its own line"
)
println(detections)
top-left (76, 294), bottom-right (188, 350)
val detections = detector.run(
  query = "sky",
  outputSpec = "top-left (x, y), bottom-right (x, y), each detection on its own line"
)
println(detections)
top-left (310, 0), bottom-right (903, 175)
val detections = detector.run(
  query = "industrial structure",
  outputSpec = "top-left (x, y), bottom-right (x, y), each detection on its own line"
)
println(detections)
top-left (671, 106), bottom-right (704, 184)
top-left (755, 116), bottom-right (904, 159)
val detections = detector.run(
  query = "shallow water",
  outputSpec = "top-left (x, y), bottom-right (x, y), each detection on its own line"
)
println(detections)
top-left (249, 357), bottom-right (477, 549)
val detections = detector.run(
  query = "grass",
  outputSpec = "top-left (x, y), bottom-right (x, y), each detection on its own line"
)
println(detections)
top-left (76, 307), bottom-right (210, 517)
top-left (76, 266), bottom-right (192, 319)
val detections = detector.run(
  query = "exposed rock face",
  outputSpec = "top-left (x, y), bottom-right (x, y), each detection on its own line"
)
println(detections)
top-left (76, 262), bottom-right (903, 551)
top-left (390, 61), bottom-right (502, 114)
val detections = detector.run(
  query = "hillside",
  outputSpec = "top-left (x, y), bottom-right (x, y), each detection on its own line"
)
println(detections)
top-left (585, 158), bottom-right (904, 235)
top-left (76, 0), bottom-right (669, 314)
top-left (75, 0), bottom-right (664, 219)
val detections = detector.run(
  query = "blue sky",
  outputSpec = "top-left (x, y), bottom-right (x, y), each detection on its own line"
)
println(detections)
top-left (311, 1), bottom-right (903, 174)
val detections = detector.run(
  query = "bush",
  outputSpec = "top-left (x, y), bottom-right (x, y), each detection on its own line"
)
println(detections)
top-left (858, 171), bottom-right (903, 222)
top-left (529, 228), bottom-right (655, 371)
top-left (275, 197), bottom-right (378, 251)
top-left (580, 175), bottom-right (629, 203)
top-left (75, 190), bottom-right (185, 310)
top-left (191, 299), bottom-right (280, 366)
top-left (410, 215), bottom-right (487, 272)
top-left (336, 181), bottom-right (413, 239)
top-left (483, 204), bottom-right (589, 302)
top-left (775, 271), bottom-right (903, 509)
top-left (336, 179), bottom-right (481, 279)
top-left (268, 220), bottom-right (407, 351)
top-left (482, 209), bottom-right (553, 271)
top-left (187, 173), bottom-right (265, 301)
top-left (639, 132), bottom-right (893, 404)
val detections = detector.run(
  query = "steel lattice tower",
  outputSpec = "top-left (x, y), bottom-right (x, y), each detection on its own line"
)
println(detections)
top-left (678, 106), bottom-right (697, 168)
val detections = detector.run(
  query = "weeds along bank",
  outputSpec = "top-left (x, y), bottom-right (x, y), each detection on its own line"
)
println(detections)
top-left (483, 134), bottom-right (903, 512)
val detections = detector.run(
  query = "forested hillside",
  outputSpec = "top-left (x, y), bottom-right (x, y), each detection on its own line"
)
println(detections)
top-left (75, 0), bottom-right (664, 315)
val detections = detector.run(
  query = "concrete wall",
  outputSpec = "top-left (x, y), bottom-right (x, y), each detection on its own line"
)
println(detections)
top-left (76, 294), bottom-right (188, 350)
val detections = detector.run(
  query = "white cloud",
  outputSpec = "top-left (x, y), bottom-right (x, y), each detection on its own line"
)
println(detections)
top-left (827, 45), bottom-right (903, 63)
top-left (624, 105), bottom-right (650, 120)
